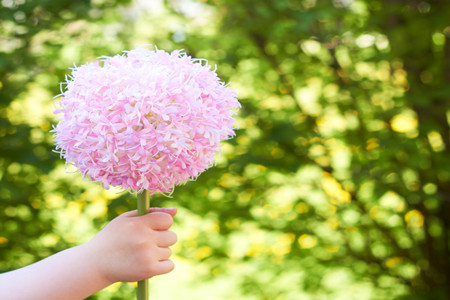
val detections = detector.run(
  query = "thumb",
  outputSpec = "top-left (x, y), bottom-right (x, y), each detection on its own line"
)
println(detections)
top-left (150, 207), bottom-right (177, 217)
top-left (120, 207), bottom-right (177, 218)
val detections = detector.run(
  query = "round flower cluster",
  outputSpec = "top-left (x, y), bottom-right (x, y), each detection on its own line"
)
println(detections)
top-left (52, 47), bottom-right (240, 194)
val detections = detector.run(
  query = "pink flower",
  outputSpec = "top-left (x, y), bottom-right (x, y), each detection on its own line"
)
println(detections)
top-left (52, 47), bottom-right (240, 194)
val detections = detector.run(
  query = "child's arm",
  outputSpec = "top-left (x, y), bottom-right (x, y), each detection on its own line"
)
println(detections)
top-left (0, 207), bottom-right (177, 300)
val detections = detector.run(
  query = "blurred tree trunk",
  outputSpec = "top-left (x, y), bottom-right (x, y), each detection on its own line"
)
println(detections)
top-left (377, 0), bottom-right (450, 295)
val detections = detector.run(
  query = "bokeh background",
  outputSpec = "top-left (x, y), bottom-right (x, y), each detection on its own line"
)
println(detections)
top-left (1, 0), bottom-right (450, 299)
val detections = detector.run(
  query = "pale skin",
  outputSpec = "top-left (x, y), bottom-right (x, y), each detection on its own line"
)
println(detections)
top-left (0, 207), bottom-right (178, 300)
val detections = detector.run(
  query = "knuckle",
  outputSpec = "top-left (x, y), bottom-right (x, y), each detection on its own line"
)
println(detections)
top-left (134, 234), bottom-right (155, 252)
top-left (142, 253), bottom-right (158, 271)
top-left (134, 240), bottom-right (149, 254)
top-left (127, 219), bottom-right (144, 234)
top-left (140, 253), bottom-right (153, 266)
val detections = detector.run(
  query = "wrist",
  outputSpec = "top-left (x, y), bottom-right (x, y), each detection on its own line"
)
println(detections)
top-left (77, 241), bottom-right (115, 288)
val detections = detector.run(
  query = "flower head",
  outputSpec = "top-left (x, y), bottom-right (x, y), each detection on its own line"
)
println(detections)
top-left (52, 47), bottom-right (240, 194)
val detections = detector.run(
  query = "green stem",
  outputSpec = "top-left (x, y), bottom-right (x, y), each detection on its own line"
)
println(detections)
top-left (137, 190), bottom-right (150, 300)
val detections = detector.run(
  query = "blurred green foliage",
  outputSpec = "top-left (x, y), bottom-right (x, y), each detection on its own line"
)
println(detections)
top-left (1, 0), bottom-right (450, 299)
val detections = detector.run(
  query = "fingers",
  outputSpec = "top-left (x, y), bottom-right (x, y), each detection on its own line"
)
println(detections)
top-left (155, 260), bottom-right (175, 275)
top-left (118, 210), bottom-right (139, 217)
top-left (157, 247), bottom-right (172, 261)
top-left (120, 207), bottom-right (177, 218)
top-left (157, 231), bottom-right (177, 247)
top-left (146, 212), bottom-right (173, 230)
top-left (150, 207), bottom-right (177, 217)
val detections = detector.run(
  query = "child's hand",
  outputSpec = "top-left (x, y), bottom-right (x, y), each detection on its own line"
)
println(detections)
top-left (84, 207), bottom-right (177, 284)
